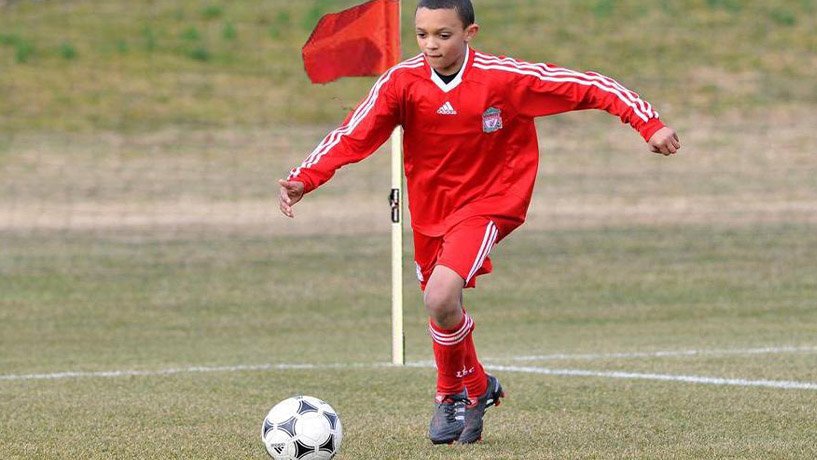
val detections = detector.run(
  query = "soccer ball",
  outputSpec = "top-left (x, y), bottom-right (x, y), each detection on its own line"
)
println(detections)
top-left (261, 395), bottom-right (343, 459)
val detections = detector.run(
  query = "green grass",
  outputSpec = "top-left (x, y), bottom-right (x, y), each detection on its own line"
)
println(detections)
top-left (1, 115), bottom-right (816, 457)
top-left (2, 225), bottom-right (817, 371)
top-left (1, 224), bottom-right (816, 459)
top-left (0, 0), bottom-right (816, 132)
top-left (4, 368), bottom-right (817, 459)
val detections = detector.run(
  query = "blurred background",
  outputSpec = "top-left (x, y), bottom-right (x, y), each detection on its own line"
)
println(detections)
top-left (1, 0), bottom-right (815, 238)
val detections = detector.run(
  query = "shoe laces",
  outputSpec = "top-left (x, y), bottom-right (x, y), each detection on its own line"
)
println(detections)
top-left (437, 394), bottom-right (467, 422)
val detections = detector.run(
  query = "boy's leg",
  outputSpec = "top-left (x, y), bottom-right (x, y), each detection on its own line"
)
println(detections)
top-left (425, 265), bottom-right (469, 397)
top-left (424, 265), bottom-right (469, 443)
top-left (417, 217), bottom-right (510, 444)
top-left (423, 217), bottom-right (499, 443)
top-left (461, 320), bottom-right (488, 399)
top-left (434, 217), bottom-right (512, 444)
top-left (431, 217), bottom-right (499, 400)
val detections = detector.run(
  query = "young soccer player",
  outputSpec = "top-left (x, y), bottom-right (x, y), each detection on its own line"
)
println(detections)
top-left (279, 0), bottom-right (680, 445)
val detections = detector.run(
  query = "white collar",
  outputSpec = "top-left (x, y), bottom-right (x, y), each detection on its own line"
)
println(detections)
top-left (429, 45), bottom-right (469, 93)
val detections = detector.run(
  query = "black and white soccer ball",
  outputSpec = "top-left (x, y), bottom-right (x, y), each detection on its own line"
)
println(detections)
top-left (261, 395), bottom-right (343, 460)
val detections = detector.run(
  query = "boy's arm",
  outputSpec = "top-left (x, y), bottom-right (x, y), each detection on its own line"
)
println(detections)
top-left (280, 75), bottom-right (401, 217)
top-left (510, 60), bottom-right (679, 153)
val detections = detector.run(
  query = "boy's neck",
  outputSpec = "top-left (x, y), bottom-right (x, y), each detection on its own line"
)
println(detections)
top-left (433, 68), bottom-right (457, 84)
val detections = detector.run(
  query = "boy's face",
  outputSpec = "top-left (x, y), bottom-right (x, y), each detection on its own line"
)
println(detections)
top-left (415, 7), bottom-right (479, 76)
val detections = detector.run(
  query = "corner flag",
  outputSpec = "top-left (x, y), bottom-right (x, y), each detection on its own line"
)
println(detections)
top-left (302, 0), bottom-right (406, 366)
top-left (302, 0), bottom-right (401, 84)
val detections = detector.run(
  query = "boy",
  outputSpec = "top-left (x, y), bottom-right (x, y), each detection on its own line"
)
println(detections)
top-left (279, 0), bottom-right (680, 445)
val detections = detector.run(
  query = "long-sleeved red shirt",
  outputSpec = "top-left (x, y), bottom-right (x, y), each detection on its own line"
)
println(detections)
top-left (288, 47), bottom-right (665, 236)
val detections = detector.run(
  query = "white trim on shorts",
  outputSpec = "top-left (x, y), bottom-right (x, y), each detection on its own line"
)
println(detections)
top-left (465, 221), bottom-right (498, 284)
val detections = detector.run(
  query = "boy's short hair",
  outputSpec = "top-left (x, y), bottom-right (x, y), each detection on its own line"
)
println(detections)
top-left (416, 0), bottom-right (475, 28)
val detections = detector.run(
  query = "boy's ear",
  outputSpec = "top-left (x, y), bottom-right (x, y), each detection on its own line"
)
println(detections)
top-left (464, 23), bottom-right (479, 43)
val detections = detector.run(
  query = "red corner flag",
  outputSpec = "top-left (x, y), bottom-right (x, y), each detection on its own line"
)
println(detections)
top-left (302, 0), bottom-right (400, 84)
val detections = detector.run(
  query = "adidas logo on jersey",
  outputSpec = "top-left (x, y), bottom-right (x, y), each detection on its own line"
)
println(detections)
top-left (436, 102), bottom-right (457, 115)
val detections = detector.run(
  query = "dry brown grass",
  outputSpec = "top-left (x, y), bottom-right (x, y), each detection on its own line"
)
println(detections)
top-left (2, 108), bottom-right (815, 237)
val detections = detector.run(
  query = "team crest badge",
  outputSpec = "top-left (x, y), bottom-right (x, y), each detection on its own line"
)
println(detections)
top-left (482, 107), bottom-right (503, 133)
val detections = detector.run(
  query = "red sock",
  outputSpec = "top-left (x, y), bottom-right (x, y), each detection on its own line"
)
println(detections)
top-left (429, 313), bottom-right (473, 399)
top-left (462, 322), bottom-right (488, 401)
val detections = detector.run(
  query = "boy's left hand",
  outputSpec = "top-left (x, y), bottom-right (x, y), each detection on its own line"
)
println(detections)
top-left (648, 127), bottom-right (681, 156)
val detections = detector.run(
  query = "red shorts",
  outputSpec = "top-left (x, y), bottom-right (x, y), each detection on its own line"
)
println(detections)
top-left (412, 216), bottom-right (521, 290)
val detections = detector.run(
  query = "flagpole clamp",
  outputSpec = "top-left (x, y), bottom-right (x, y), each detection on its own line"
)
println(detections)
top-left (389, 189), bottom-right (400, 223)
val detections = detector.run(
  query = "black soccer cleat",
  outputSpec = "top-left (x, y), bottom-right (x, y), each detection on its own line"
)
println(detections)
top-left (458, 374), bottom-right (504, 444)
top-left (428, 391), bottom-right (468, 444)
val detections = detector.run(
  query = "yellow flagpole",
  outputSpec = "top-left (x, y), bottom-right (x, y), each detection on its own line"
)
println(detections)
top-left (389, 0), bottom-right (405, 366)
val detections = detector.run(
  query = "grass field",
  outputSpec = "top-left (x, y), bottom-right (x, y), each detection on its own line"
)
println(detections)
top-left (3, 110), bottom-right (817, 458)
top-left (2, 0), bottom-right (817, 458)
top-left (2, 225), bottom-right (817, 459)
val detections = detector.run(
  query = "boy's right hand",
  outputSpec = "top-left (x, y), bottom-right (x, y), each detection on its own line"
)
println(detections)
top-left (278, 179), bottom-right (305, 218)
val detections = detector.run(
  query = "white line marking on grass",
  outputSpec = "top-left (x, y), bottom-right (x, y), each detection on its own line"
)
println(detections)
top-left (3, 347), bottom-right (817, 391)
top-left (498, 345), bottom-right (817, 362)
top-left (4, 361), bottom-right (817, 391)
top-left (0, 362), bottom-right (395, 382)
top-left (486, 364), bottom-right (817, 391)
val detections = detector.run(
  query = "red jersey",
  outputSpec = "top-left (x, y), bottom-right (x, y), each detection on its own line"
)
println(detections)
top-left (288, 47), bottom-right (665, 236)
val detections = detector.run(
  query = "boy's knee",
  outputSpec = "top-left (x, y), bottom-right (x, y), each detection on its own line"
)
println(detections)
top-left (423, 265), bottom-right (465, 328)
top-left (424, 288), bottom-right (455, 313)
top-left (424, 287), bottom-right (460, 328)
